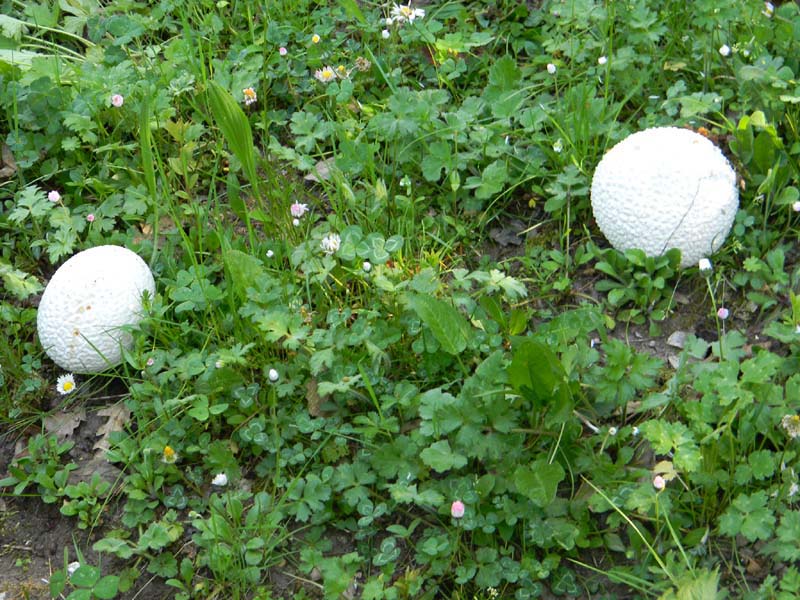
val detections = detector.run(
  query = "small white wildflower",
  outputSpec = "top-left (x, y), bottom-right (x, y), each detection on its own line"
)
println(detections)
top-left (56, 373), bottom-right (76, 395)
top-left (608, 426), bottom-right (618, 436)
top-left (291, 202), bottom-right (309, 218)
top-left (719, 44), bottom-right (731, 57)
top-left (632, 426), bottom-right (640, 437)
top-left (215, 359), bottom-right (224, 369)
top-left (653, 475), bottom-right (666, 490)
top-left (268, 368), bottom-right (279, 382)
top-left (162, 445), bottom-right (178, 464)
top-left (48, 190), bottom-right (61, 203)
top-left (597, 56), bottom-right (607, 65)
top-left (211, 473), bottom-right (228, 487)
top-left (782, 414), bottom-right (800, 439)
top-left (362, 261), bottom-right (372, 273)
top-left (320, 232), bottom-right (341, 255)
top-left (389, 2), bottom-right (425, 24)
top-left (382, 29), bottom-right (390, 39)
top-left (110, 94), bottom-right (124, 107)
top-left (792, 200), bottom-right (800, 212)
top-left (546, 63), bottom-right (557, 74)
top-left (242, 87), bottom-right (257, 106)
top-left (266, 249), bottom-right (275, 258)
top-left (698, 258), bottom-right (712, 273)
top-left (763, 2), bottom-right (775, 18)
top-left (292, 218), bottom-right (300, 227)
top-left (790, 482), bottom-right (799, 498)
top-left (67, 561), bottom-right (81, 577)
top-left (314, 66), bottom-right (337, 83)
top-left (552, 139), bottom-right (563, 153)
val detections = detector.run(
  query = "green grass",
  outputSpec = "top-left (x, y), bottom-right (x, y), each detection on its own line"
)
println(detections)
top-left (2, 0), bottom-right (800, 598)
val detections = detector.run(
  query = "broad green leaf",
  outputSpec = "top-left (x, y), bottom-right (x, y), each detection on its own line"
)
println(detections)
top-left (69, 565), bottom-right (101, 587)
top-left (507, 338), bottom-right (573, 424)
top-left (420, 440), bottom-right (467, 473)
top-left (0, 261), bottom-right (42, 299)
top-left (92, 538), bottom-right (133, 559)
top-left (223, 249), bottom-right (266, 299)
top-left (93, 575), bottom-right (120, 600)
top-left (406, 293), bottom-right (472, 355)
top-left (513, 460), bottom-right (564, 507)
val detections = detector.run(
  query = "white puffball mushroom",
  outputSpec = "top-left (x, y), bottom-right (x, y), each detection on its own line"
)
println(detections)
top-left (590, 127), bottom-right (739, 268)
top-left (37, 245), bottom-right (155, 373)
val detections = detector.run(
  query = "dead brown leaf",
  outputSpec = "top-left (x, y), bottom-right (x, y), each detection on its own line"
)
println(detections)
top-left (307, 378), bottom-right (323, 417)
top-left (0, 144), bottom-right (17, 178)
top-left (43, 409), bottom-right (86, 441)
top-left (304, 157), bottom-right (335, 182)
top-left (94, 403), bottom-right (131, 452)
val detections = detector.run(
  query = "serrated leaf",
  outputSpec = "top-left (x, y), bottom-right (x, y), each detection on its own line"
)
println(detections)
top-left (406, 293), bottom-right (472, 355)
top-left (420, 440), bottom-right (467, 473)
top-left (773, 511), bottom-right (800, 561)
top-left (0, 261), bottom-right (43, 299)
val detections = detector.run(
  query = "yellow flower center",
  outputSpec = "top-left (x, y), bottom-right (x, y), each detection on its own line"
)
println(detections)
top-left (400, 6), bottom-right (413, 16)
top-left (62, 381), bottom-right (74, 392)
top-left (163, 446), bottom-right (176, 462)
top-left (312, 34), bottom-right (320, 44)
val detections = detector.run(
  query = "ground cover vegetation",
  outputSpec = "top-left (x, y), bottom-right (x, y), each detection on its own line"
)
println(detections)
top-left (1, 0), bottom-right (800, 598)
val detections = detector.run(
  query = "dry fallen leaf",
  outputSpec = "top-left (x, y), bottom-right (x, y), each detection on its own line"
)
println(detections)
top-left (0, 144), bottom-right (17, 178)
top-left (304, 156), bottom-right (335, 182)
top-left (44, 409), bottom-right (86, 441)
top-left (94, 403), bottom-right (131, 452)
top-left (72, 453), bottom-right (122, 486)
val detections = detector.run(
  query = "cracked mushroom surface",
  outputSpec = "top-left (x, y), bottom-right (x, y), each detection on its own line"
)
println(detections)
top-left (590, 126), bottom-right (739, 267)
top-left (37, 245), bottom-right (155, 373)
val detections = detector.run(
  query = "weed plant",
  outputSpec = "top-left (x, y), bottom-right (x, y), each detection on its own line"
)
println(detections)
top-left (2, 0), bottom-right (800, 598)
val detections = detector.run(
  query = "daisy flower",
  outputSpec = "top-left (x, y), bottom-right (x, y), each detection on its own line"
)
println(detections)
top-left (162, 445), bottom-right (179, 464)
top-left (315, 66), bottom-right (337, 83)
top-left (782, 414), bottom-right (800, 439)
top-left (290, 202), bottom-right (309, 218)
top-left (719, 44), bottom-right (731, 57)
top-left (311, 33), bottom-right (321, 44)
top-left (243, 87), bottom-right (257, 106)
top-left (389, 3), bottom-right (425, 24)
top-left (56, 373), bottom-right (76, 395)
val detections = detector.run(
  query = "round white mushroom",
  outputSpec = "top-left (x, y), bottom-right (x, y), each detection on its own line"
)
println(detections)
top-left (590, 127), bottom-right (739, 267)
top-left (37, 245), bottom-right (155, 373)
